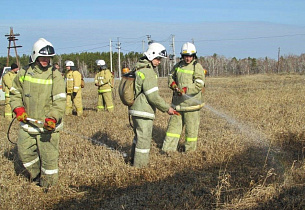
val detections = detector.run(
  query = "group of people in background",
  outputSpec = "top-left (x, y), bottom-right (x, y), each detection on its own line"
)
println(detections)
top-left (2, 37), bottom-right (205, 191)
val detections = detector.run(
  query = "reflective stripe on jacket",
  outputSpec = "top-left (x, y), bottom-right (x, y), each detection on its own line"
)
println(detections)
top-left (10, 64), bottom-right (66, 134)
top-left (169, 60), bottom-right (205, 111)
top-left (65, 70), bottom-right (82, 93)
top-left (129, 59), bottom-right (170, 119)
top-left (94, 69), bottom-right (113, 90)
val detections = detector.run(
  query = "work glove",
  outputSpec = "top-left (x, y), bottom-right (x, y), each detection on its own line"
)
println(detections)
top-left (14, 107), bottom-right (27, 122)
top-left (170, 81), bottom-right (178, 90)
top-left (44, 118), bottom-right (56, 131)
top-left (181, 87), bottom-right (187, 94)
top-left (72, 92), bottom-right (77, 97)
top-left (173, 110), bottom-right (181, 116)
top-left (177, 87), bottom-right (187, 96)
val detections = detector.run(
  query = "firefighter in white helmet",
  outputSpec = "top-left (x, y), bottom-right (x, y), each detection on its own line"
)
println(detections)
top-left (65, 60), bottom-right (83, 116)
top-left (94, 59), bottom-right (114, 112)
top-left (10, 38), bottom-right (66, 189)
top-left (2, 63), bottom-right (19, 121)
top-left (162, 42), bottom-right (205, 153)
top-left (128, 42), bottom-right (175, 167)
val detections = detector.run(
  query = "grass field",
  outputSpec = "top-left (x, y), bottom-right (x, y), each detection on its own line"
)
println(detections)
top-left (0, 74), bottom-right (304, 209)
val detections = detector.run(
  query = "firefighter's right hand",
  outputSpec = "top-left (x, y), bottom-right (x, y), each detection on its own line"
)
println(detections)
top-left (44, 118), bottom-right (56, 131)
top-left (14, 107), bottom-right (28, 123)
top-left (167, 107), bottom-right (175, 115)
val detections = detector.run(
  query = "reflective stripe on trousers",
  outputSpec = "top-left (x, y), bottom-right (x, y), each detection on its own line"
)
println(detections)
top-left (132, 116), bottom-right (153, 168)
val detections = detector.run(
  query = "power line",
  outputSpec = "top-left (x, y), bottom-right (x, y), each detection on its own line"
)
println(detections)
top-left (2, 33), bottom-right (305, 57)
top-left (177, 33), bottom-right (305, 43)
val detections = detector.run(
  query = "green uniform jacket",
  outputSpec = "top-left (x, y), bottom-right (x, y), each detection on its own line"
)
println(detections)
top-left (94, 69), bottom-right (113, 92)
top-left (2, 71), bottom-right (17, 97)
top-left (10, 64), bottom-right (66, 134)
top-left (169, 60), bottom-right (205, 111)
top-left (129, 58), bottom-right (170, 120)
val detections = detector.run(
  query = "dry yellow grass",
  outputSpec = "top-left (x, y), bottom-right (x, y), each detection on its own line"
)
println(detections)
top-left (0, 74), bottom-right (304, 209)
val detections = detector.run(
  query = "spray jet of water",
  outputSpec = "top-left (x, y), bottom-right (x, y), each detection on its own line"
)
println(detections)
top-left (172, 93), bottom-right (269, 148)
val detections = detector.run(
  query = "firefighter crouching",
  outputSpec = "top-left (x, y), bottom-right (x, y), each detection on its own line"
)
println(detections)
top-left (65, 60), bottom-right (83, 116)
top-left (2, 63), bottom-right (19, 121)
top-left (162, 42), bottom-right (205, 153)
top-left (94, 59), bottom-right (114, 112)
top-left (10, 38), bottom-right (66, 189)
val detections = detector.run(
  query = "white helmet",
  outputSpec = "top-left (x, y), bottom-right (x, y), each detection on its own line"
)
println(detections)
top-left (96, 59), bottom-right (105, 66)
top-left (181, 42), bottom-right (197, 56)
top-left (30, 38), bottom-right (55, 64)
top-left (144, 43), bottom-right (167, 61)
top-left (96, 59), bottom-right (107, 70)
top-left (65, 60), bottom-right (74, 67)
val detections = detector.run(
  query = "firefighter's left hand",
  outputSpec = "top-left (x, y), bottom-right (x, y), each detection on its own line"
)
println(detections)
top-left (44, 118), bottom-right (56, 131)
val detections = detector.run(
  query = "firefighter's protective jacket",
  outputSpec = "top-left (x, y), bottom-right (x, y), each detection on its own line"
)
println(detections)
top-left (169, 60), bottom-right (205, 111)
top-left (94, 69), bottom-right (113, 93)
top-left (129, 58), bottom-right (170, 119)
top-left (2, 71), bottom-right (17, 97)
top-left (10, 64), bottom-right (66, 134)
top-left (65, 70), bottom-right (82, 93)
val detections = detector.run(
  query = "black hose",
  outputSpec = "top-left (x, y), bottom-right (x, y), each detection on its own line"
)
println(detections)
top-left (128, 114), bottom-right (134, 129)
top-left (7, 117), bottom-right (17, 145)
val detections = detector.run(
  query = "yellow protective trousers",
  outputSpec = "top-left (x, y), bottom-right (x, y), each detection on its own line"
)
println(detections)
top-left (65, 91), bottom-right (83, 116)
top-left (131, 116), bottom-right (153, 168)
top-left (4, 95), bottom-right (13, 121)
top-left (97, 89), bottom-right (114, 112)
top-left (17, 128), bottom-right (60, 188)
top-left (162, 110), bottom-right (201, 152)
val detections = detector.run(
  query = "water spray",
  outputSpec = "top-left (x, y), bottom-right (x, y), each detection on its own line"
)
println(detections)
top-left (173, 93), bottom-right (269, 147)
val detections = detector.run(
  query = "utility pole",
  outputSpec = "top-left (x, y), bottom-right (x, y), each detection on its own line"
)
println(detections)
top-left (109, 39), bottom-right (113, 73)
top-left (5, 27), bottom-right (22, 67)
top-left (146, 35), bottom-right (153, 45)
top-left (168, 34), bottom-right (176, 75)
top-left (142, 40), bottom-right (145, 53)
top-left (171, 34), bottom-right (176, 65)
top-left (277, 47), bottom-right (281, 73)
top-left (117, 37), bottom-right (121, 79)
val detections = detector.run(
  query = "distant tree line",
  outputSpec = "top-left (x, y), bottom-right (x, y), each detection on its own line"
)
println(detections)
top-left (199, 53), bottom-right (305, 76)
top-left (1, 52), bottom-right (305, 77)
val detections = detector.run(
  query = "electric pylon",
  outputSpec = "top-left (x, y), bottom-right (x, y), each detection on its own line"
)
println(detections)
top-left (5, 27), bottom-right (22, 67)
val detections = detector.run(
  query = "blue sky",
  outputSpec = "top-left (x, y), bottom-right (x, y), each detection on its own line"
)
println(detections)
top-left (1, 0), bottom-right (305, 59)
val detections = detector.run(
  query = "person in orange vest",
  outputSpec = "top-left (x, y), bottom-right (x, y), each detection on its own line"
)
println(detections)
top-left (122, 67), bottom-right (130, 74)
